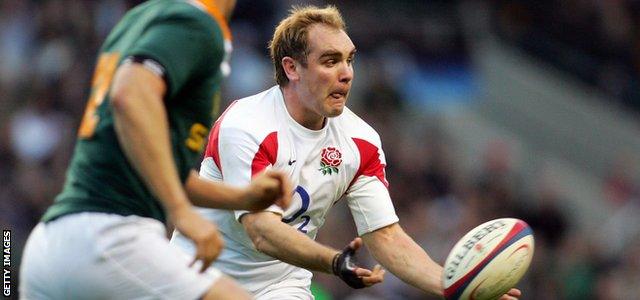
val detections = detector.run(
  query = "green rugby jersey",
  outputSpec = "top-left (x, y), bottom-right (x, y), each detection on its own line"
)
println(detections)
top-left (42, 0), bottom-right (232, 223)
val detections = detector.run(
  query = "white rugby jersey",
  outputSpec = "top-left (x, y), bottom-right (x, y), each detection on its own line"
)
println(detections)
top-left (172, 85), bottom-right (399, 295)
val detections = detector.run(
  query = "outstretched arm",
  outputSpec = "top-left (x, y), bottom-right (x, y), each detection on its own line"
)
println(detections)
top-left (362, 223), bottom-right (444, 296)
top-left (363, 223), bottom-right (522, 299)
top-left (185, 170), bottom-right (291, 211)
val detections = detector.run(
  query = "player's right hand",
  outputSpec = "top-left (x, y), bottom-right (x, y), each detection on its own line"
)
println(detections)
top-left (332, 237), bottom-right (385, 289)
top-left (171, 205), bottom-right (224, 273)
top-left (242, 170), bottom-right (292, 211)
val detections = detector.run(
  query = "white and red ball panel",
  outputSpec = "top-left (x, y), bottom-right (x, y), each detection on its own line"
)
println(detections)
top-left (443, 218), bottom-right (534, 300)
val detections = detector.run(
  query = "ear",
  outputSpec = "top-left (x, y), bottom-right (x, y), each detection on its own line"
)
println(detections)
top-left (282, 57), bottom-right (300, 82)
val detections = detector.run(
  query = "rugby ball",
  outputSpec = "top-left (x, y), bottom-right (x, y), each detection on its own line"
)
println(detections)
top-left (443, 218), bottom-right (534, 300)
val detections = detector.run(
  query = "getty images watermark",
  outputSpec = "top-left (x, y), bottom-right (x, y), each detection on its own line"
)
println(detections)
top-left (3, 230), bottom-right (10, 297)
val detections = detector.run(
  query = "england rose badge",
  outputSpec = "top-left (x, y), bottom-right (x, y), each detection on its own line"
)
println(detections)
top-left (319, 147), bottom-right (342, 175)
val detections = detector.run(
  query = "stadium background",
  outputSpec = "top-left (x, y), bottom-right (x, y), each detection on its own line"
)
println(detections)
top-left (1, 0), bottom-right (640, 299)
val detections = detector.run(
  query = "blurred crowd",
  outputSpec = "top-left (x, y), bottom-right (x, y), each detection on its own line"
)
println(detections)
top-left (1, 0), bottom-right (639, 299)
top-left (491, 0), bottom-right (640, 113)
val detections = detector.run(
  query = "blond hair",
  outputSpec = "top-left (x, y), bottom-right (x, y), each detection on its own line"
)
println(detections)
top-left (268, 5), bottom-right (346, 86)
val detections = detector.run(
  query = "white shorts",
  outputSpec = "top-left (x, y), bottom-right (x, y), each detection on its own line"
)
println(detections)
top-left (19, 212), bottom-right (222, 300)
top-left (254, 278), bottom-right (314, 300)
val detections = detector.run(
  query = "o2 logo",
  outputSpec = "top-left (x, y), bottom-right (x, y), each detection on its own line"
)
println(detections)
top-left (281, 186), bottom-right (311, 233)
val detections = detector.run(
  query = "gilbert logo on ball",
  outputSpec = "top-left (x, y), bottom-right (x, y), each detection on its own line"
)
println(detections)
top-left (443, 218), bottom-right (534, 300)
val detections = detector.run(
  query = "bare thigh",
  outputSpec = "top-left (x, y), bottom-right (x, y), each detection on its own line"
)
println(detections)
top-left (202, 274), bottom-right (253, 300)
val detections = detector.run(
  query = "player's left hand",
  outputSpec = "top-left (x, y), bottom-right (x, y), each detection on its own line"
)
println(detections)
top-left (360, 264), bottom-right (385, 286)
top-left (171, 205), bottom-right (224, 273)
top-left (498, 288), bottom-right (521, 300)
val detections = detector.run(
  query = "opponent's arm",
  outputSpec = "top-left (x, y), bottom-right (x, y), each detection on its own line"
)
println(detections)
top-left (362, 223), bottom-right (443, 296)
top-left (185, 170), bottom-right (291, 211)
top-left (111, 65), bottom-right (290, 211)
top-left (111, 63), bottom-right (192, 217)
top-left (241, 211), bottom-right (384, 287)
top-left (111, 63), bottom-right (221, 271)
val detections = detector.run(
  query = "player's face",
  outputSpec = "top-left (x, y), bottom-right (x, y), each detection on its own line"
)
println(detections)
top-left (297, 24), bottom-right (356, 119)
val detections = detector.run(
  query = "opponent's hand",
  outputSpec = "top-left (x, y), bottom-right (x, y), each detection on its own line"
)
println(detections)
top-left (498, 288), bottom-right (521, 300)
top-left (242, 170), bottom-right (292, 211)
top-left (171, 205), bottom-right (224, 273)
top-left (332, 237), bottom-right (385, 289)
